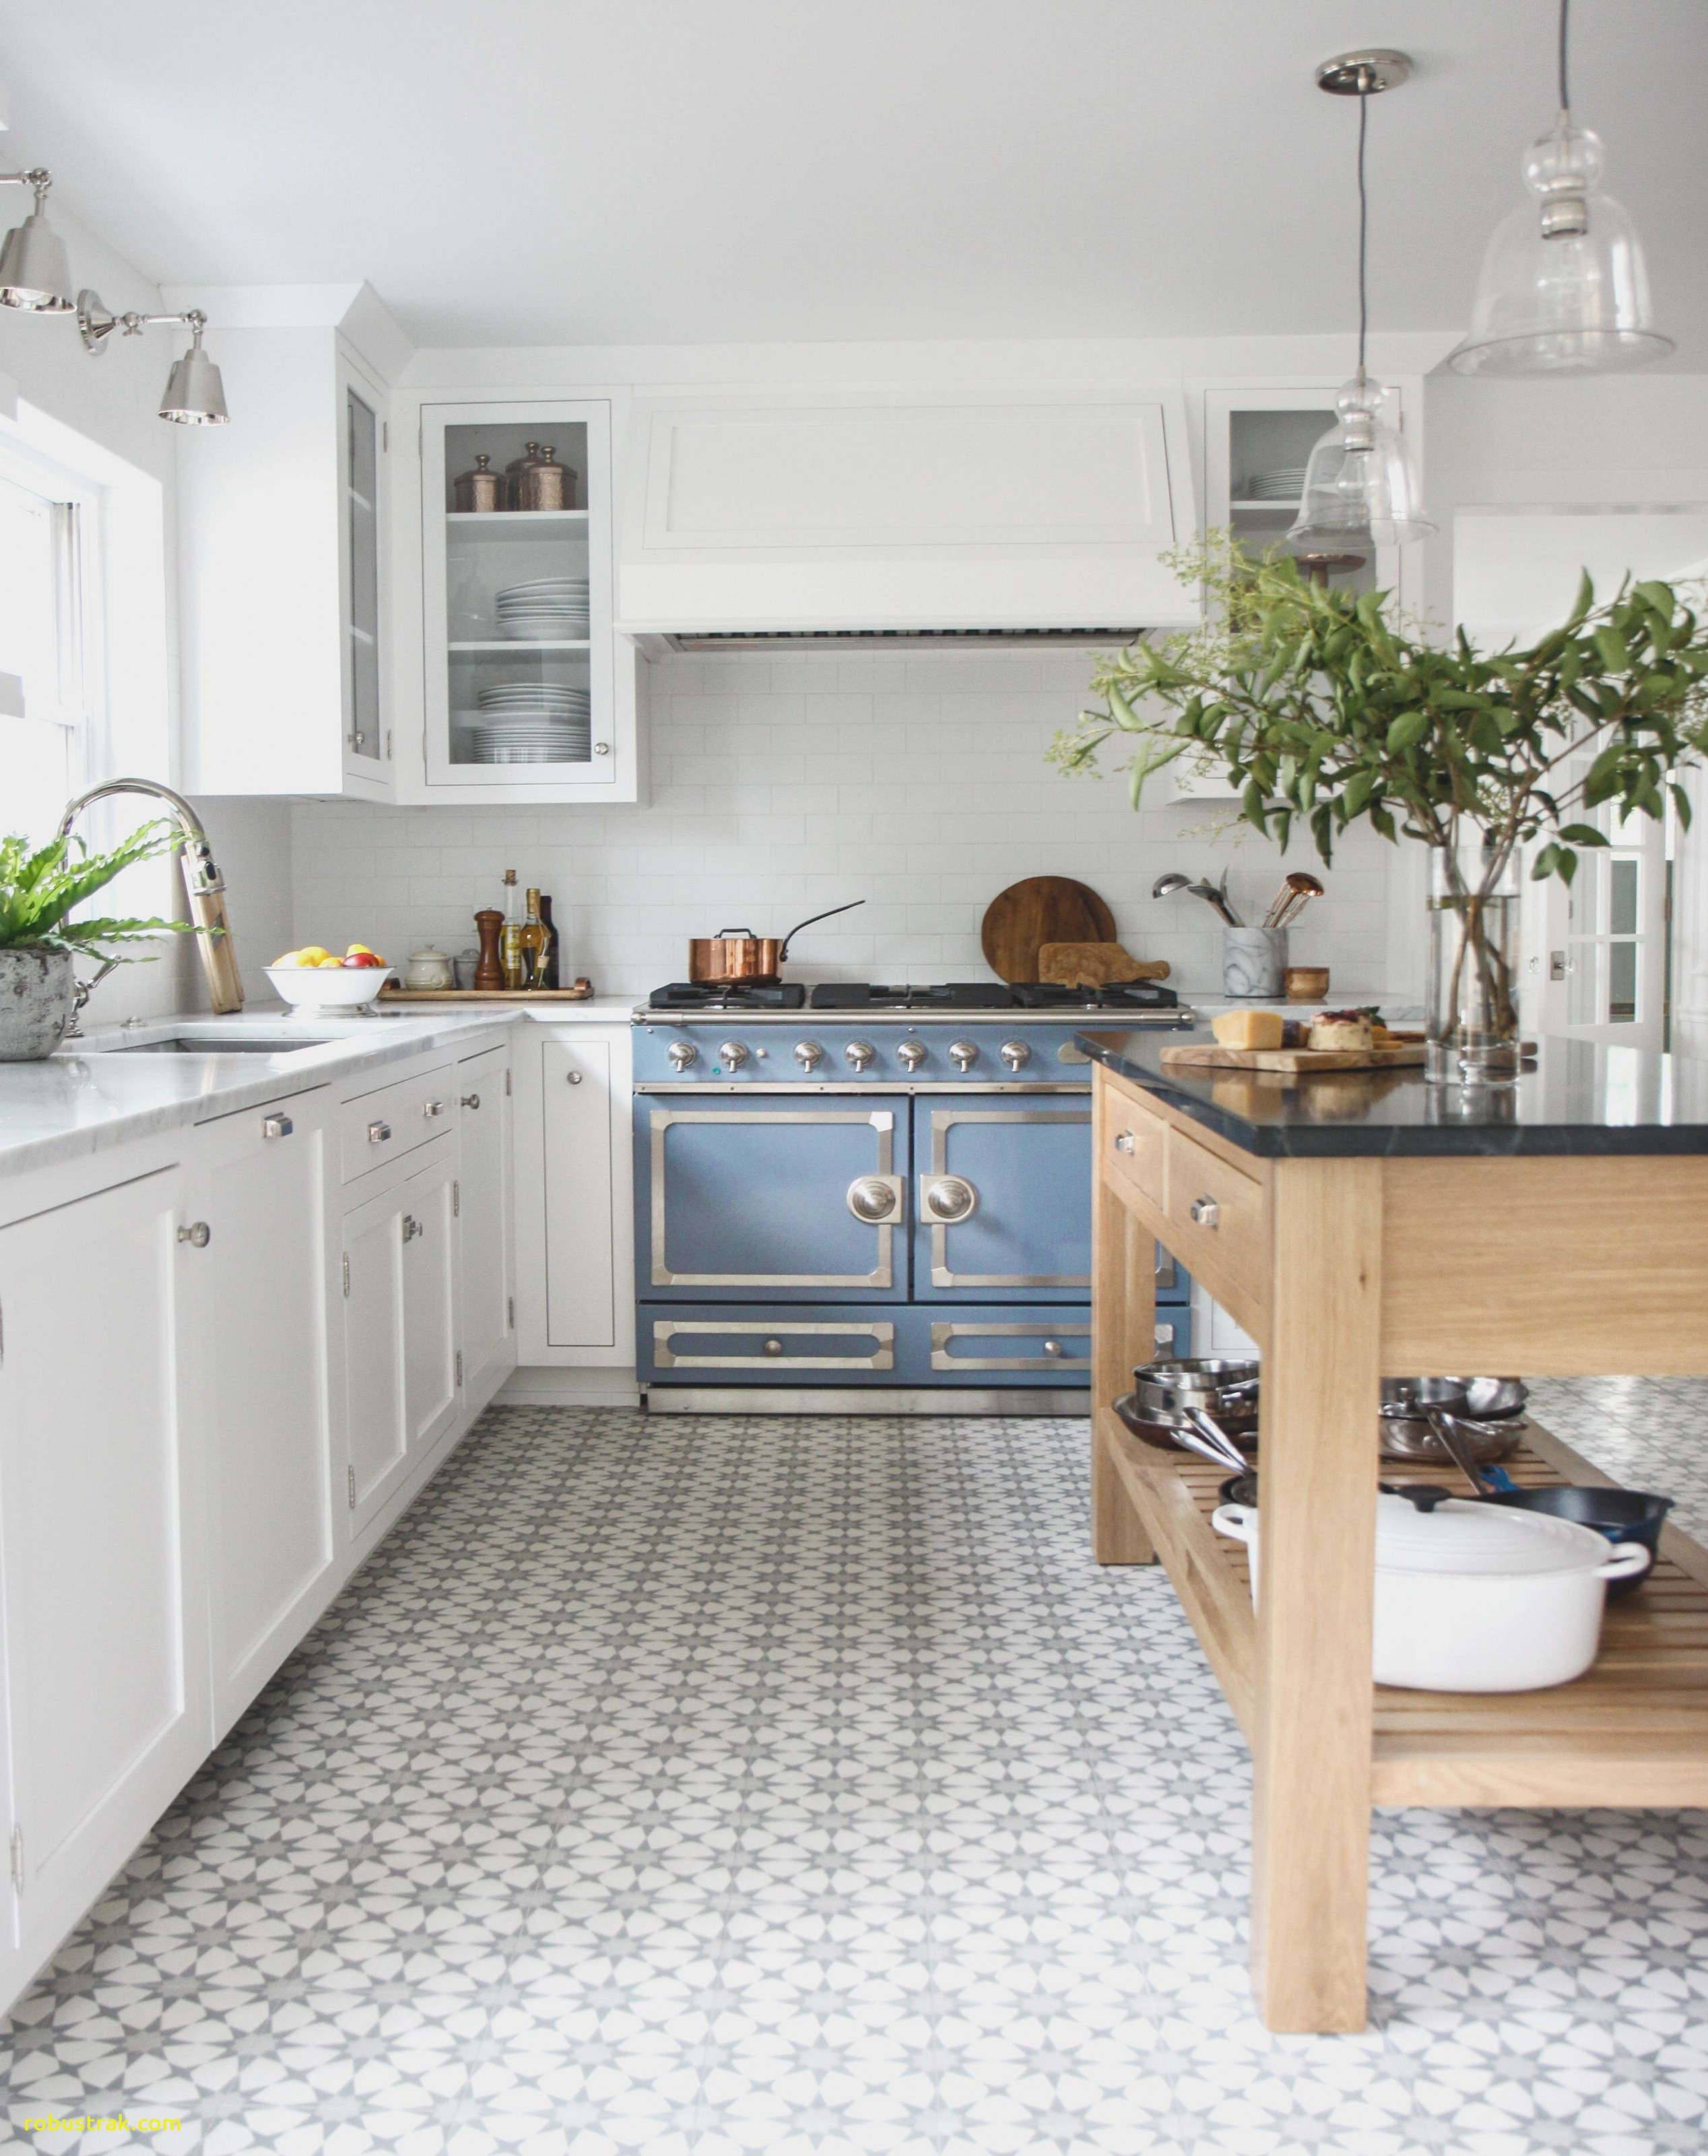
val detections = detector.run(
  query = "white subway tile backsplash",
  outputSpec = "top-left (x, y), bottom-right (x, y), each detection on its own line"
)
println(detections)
top-left (291, 653), bottom-right (1412, 996)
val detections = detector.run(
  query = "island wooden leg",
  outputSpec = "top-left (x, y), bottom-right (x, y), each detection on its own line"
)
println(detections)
top-left (1091, 1159), bottom-right (1155, 1564)
top-left (1249, 1156), bottom-right (1382, 2032)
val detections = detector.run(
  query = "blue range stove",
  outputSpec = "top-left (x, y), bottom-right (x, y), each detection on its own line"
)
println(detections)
top-left (632, 980), bottom-right (1195, 1412)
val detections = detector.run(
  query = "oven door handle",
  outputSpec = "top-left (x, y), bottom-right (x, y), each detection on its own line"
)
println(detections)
top-left (919, 1173), bottom-right (978, 1224)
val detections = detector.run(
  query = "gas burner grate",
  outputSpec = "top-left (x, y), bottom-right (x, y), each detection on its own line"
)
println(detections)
top-left (1012, 979), bottom-right (1181, 1011)
top-left (649, 981), bottom-right (807, 1011)
top-left (808, 983), bottom-right (1018, 1011)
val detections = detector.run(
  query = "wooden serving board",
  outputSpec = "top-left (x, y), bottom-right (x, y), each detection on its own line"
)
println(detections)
top-left (980, 876), bottom-right (1116, 983)
top-left (378, 986), bottom-right (594, 1004)
top-left (1161, 1041), bottom-right (1426, 1073)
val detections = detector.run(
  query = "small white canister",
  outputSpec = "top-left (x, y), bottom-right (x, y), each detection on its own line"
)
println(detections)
top-left (405, 946), bottom-right (456, 991)
top-left (1212, 1489), bottom-right (1648, 1691)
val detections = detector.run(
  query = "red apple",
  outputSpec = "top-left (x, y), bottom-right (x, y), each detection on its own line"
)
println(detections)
top-left (341, 951), bottom-right (386, 968)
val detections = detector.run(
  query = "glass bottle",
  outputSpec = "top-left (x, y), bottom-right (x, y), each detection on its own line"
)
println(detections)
top-left (536, 894), bottom-right (559, 989)
top-left (519, 887), bottom-right (547, 989)
top-left (500, 869), bottom-right (526, 990)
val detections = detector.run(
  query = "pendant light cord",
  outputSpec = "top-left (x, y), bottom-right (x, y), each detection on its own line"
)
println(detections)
top-left (1558, 0), bottom-right (1571, 114)
top-left (1356, 74), bottom-right (1370, 379)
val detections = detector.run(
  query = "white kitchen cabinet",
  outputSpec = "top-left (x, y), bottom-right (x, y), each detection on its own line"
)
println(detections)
top-left (0, 1170), bottom-right (207, 1978)
top-left (341, 1135), bottom-right (462, 1538)
top-left (418, 399), bottom-right (647, 803)
top-left (185, 1090), bottom-right (339, 1742)
top-left (174, 285), bottom-right (408, 799)
top-left (513, 1024), bottom-right (635, 1365)
top-left (455, 1043), bottom-right (515, 1407)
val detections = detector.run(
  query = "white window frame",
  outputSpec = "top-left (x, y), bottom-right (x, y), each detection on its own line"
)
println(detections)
top-left (0, 440), bottom-right (104, 835)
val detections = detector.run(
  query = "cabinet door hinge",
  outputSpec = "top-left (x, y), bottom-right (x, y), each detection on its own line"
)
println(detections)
top-left (453, 1179), bottom-right (460, 1218)
top-left (348, 1465), bottom-right (356, 1508)
top-left (455, 1348), bottom-right (464, 1387)
top-left (10, 1825), bottom-right (22, 1892)
top-left (505, 1068), bottom-right (512, 1097)
top-left (506, 1295), bottom-right (515, 1332)
top-left (341, 1252), bottom-right (351, 1298)
top-left (382, 420), bottom-right (389, 452)
top-left (0, 1295), bottom-right (5, 1367)
top-left (385, 728), bottom-right (393, 761)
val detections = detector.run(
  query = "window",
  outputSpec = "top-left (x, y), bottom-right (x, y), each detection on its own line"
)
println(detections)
top-left (0, 461), bottom-right (90, 847)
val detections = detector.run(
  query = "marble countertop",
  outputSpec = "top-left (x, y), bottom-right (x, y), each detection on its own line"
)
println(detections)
top-left (1077, 1025), bottom-right (1708, 1156)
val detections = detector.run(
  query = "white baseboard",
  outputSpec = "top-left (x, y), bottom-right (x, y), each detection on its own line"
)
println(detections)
top-left (496, 1365), bottom-right (643, 1408)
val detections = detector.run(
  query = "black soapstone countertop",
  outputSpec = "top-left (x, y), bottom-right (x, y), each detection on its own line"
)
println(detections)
top-left (1075, 1026), bottom-right (1708, 1158)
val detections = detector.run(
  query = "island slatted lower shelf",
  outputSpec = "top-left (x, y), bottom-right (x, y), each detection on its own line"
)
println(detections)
top-left (1096, 1403), bottom-right (1708, 1810)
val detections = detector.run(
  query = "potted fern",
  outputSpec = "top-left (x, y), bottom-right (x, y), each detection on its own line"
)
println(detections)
top-left (0, 822), bottom-right (192, 1059)
top-left (1050, 538), bottom-right (1708, 1078)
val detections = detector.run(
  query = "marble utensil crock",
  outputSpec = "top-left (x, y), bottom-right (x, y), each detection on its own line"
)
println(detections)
top-left (0, 948), bottom-right (75, 1061)
top-left (1222, 926), bottom-right (1288, 998)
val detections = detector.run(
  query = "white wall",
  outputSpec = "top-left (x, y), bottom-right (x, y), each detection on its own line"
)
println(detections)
top-left (291, 647), bottom-right (1400, 1000)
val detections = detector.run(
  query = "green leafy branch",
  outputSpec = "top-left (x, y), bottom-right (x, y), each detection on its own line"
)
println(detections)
top-left (0, 822), bottom-right (195, 959)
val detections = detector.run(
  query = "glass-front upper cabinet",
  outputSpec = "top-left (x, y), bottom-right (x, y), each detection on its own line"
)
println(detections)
top-left (341, 360), bottom-right (385, 773)
top-left (421, 400), bottom-right (626, 799)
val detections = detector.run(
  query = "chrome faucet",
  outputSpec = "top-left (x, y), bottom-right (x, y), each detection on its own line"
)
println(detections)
top-left (57, 778), bottom-right (244, 1016)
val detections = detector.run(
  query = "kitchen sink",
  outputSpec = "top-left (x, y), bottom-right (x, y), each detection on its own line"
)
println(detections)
top-left (109, 1035), bottom-right (338, 1054)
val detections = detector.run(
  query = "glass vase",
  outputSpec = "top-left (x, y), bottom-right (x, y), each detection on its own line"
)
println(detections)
top-left (1426, 838), bottom-right (1522, 1082)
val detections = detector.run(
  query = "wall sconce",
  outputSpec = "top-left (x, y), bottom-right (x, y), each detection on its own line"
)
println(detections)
top-left (78, 290), bottom-right (230, 426)
top-left (0, 167), bottom-right (73, 311)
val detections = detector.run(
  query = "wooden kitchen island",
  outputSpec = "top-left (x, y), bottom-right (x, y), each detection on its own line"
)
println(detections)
top-left (1081, 1026), bottom-right (1708, 2035)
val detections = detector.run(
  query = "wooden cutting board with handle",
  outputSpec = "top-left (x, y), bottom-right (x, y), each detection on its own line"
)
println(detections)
top-left (980, 876), bottom-right (1118, 983)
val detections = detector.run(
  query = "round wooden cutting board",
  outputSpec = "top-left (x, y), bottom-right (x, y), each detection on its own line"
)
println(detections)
top-left (980, 876), bottom-right (1117, 983)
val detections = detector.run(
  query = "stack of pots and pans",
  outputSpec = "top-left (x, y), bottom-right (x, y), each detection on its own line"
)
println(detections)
top-left (1114, 1359), bottom-right (1259, 1474)
top-left (1378, 1375), bottom-right (1528, 1469)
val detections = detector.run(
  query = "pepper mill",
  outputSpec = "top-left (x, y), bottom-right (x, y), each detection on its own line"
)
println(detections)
top-left (473, 909), bottom-right (505, 989)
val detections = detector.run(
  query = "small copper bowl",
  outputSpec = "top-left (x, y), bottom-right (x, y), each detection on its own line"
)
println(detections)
top-left (1284, 965), bottom-right (1330, 1002)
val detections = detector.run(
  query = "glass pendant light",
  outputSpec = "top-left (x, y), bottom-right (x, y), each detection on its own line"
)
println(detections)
top-left (1449, 0), bottom-right (1672, 375)
top-left (1289, 51), bottom-right (1433, 573)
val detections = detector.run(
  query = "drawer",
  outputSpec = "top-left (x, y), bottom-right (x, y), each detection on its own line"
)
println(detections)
top-left (643, 1309), bottom-right (896, 1381)
top-left (929, 1312), bottom-right (1090, 1378)
top-left (339, 1061), bottom-right (457, 1183)
top-left (1102, 1095), bottom-right (1165, 1212)
top-left (1162, 1124), bottom-right (1267, 1314)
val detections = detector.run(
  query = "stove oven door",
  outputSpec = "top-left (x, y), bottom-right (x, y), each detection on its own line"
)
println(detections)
top-left (637, 1095), bottom-right (911, 1300)
top-left (911, 1095), bottom-right (1091, 1301)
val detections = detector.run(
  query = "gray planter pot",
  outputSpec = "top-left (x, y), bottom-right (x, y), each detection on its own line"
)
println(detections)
top-left (0, 947), bottom-right (77, 1060)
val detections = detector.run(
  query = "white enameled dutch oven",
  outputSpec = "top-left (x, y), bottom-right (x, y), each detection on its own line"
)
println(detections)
top-left (1210, 1489), bottom-right (1649, 1692)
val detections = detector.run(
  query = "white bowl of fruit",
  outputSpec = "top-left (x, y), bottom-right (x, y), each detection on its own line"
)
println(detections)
top-left (266, 944), bottom-right (393, 1012)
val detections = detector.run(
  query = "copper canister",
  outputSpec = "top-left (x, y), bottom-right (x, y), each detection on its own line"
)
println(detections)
top-left (519, 445), bottom-right (576, 512)
top-left (453, 453), bottom-right (504, 513)
top-left (503, 442), bottom-right (542, 509)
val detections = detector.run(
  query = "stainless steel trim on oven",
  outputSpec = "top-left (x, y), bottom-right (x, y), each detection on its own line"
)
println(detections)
top-left (645, 1386), bottom-right (1092, 1415)
top-left (634, 1081), bottom-right (1094, 1096)
top-left (649, 1107), bottom-right (899, 1288)
top-left (929, 1321), bottom-right (1092, 1371)
top-left (927, 1107), bottom-right (1092, 1288)
top-left (653, 1319), bottom-right (896, 1371)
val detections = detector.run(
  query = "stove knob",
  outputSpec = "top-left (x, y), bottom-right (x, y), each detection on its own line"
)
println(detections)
top-left (717, 1039), bottom-right (750, 1070)
top-left (999, 1039), bottom-right (1031, 1072)
top-left (948, 1039), bottom-right (979, 1073)
top-left (845, 1039), bottom-right (876, 1072)
top-left (896, 1038), bottom-right (927, 1072)
top-left (667, 1039), bottom-right (698, 1072)
top-left (793, 1039), bottom-right (824, 1072)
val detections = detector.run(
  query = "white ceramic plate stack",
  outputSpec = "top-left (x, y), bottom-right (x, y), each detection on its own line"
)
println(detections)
top-left (465, 682), bottom-right (591, 764)
top-left (1239, 467), bottom-right (1309, 502)
top-left (496, 577), bottom-right (590, 642)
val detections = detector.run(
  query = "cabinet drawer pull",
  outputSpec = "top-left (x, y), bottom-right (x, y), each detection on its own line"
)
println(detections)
top-left (422, 1099), bottom-right (446, 1119)
top-left (262, 1112), bottom-right (294, 1140)
top-left (1113, 1130), bottom-right (1136, 1154)
top-left (460, 1092), bottom-right (480, 1109)
top-left (178, 1221), bottom-right (211, 1248)
top-left (368, 1119), bottom-right (391, 1144)
top-left (401, 1214), bottom-right (422, 1243)
top-left (1189, 1196), bottom-right (1220, 1229)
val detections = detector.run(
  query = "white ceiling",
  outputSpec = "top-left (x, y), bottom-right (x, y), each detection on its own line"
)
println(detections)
top-left (0, 0), bottom-right (1703, 358)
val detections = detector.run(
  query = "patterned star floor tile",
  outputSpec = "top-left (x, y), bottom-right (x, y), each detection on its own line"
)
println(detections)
top-left (3, 1394), bottom-right (1707, 2153)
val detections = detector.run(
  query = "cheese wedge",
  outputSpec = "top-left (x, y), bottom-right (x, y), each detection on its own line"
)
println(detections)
top-left (1211, 1008), bottom-right (1285, 1051)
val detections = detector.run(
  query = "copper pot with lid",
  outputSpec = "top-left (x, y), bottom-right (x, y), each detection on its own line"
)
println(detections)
top-left (688, 901), bottom-right (865, 984)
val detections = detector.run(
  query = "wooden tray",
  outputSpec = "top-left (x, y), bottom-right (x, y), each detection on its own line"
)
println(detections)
top-left (378, 986), bottom-right (594, 1004)
top-left (1161, 1041), bottom-right (1426, 1073)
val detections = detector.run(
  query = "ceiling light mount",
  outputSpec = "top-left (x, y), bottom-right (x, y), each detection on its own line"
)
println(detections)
top-left (1315, 49), bottom-right (1412, 98)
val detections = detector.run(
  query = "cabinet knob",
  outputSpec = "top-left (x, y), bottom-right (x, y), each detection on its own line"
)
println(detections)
top-left (763, 1338), bottom-right (784, 1356)
top-left (1113, 1130), bottom-right (1136, 1154)
top-left (566, 1070), bottom-right (583, 1084)
top-left (920, 1174), bottom-right (977, 1224)
top-left (460, 1092), bottom-right (481, 1109)
top-left (262, 1113), bottom-right (294, 1139)
top-left (593, 742), bottom-right (611, 756)
top-left (1189, 1196), bottom-right (1220, 1229)
top-left (178, 1221), bottom-right (211, 1248)
top-left (846, 1174), bottom-right (902, 1224)
top-left (368, 1119), bottom-right (391, 1144)
top-left (1042, 1338), bottom-right (1063, 1358)
top-left (401, 1214), bottom-right (422, 1243)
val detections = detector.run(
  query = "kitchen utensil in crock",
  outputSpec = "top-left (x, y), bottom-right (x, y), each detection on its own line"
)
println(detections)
top-left (452, 452), bottom-right (504, 513)
top-left (1479, 1484), bottom-right (1672, 1598)
top-left (688, 901), bottom-right (866, 985)
top-left (1263, 872), bottom-right (1325, 929)
top-left (1152, 870), bottom-right (1240, 927)
top-left (1212, 1488), bottom-right (1648, 1689)
top-left (980, 876), bottom-right (1117, 983)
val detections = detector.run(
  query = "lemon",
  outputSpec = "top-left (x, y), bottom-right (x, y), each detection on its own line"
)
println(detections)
top-left (316, 954), bottom-right (346, 968)
top-left (297, 944), bottom-right (330, 965)
top-left (272, 950), bottom-right (302, 968)
top-left (346, 942), bottom-right (376, 956)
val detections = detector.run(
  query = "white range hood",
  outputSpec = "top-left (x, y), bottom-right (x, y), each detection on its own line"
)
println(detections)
top-left (616, 385), bottom-right (1197, 650)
